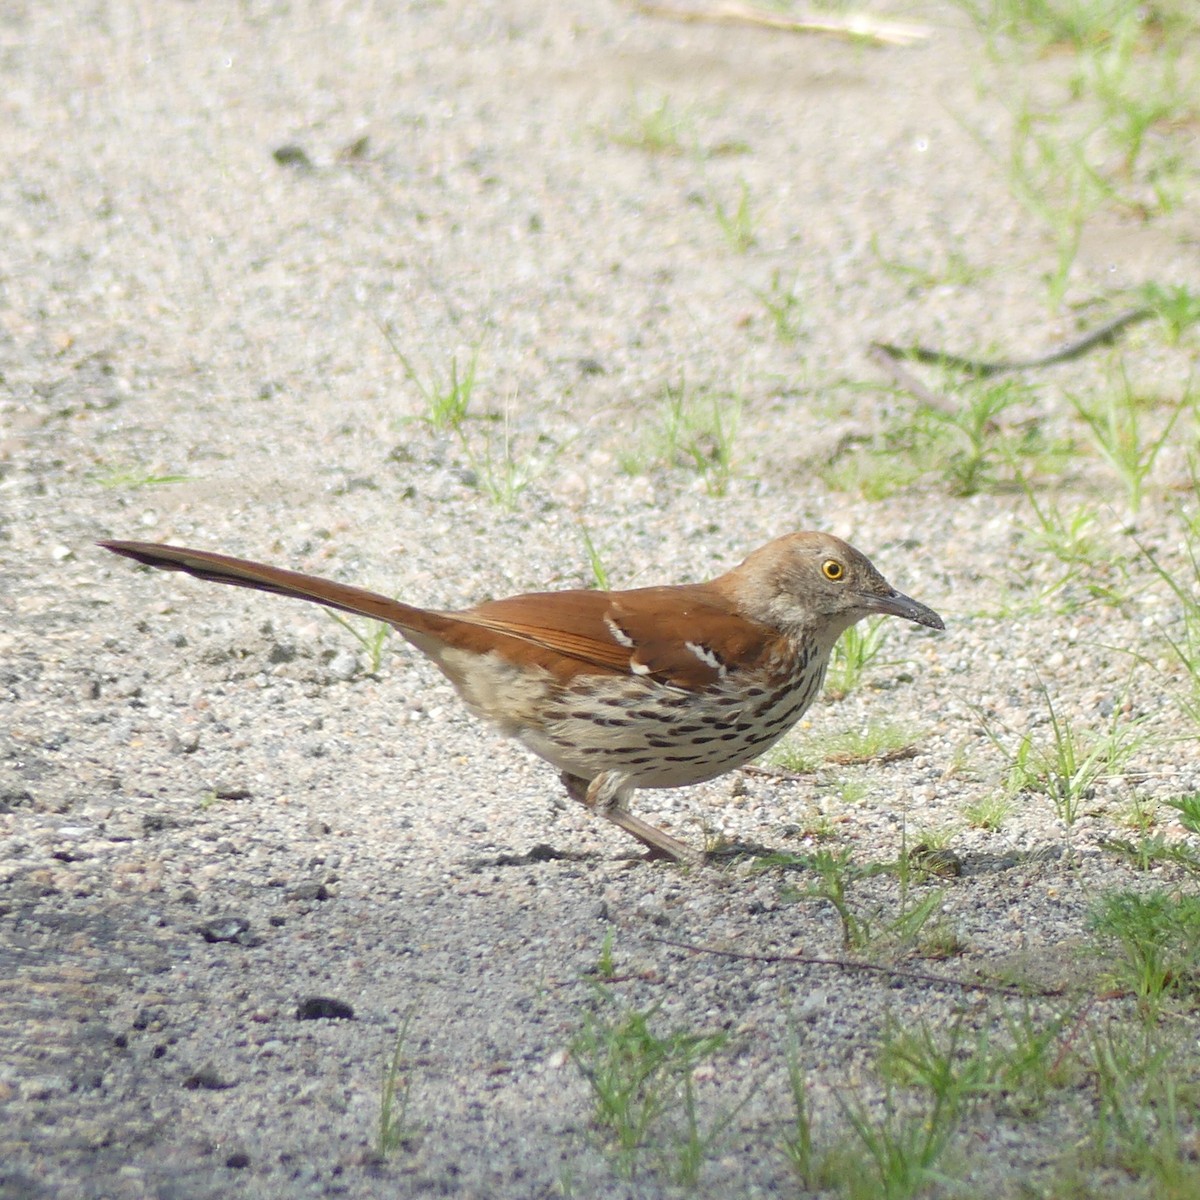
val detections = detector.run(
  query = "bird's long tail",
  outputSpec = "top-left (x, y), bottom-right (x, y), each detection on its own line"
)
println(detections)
top-left (99, 540), bottom-right (432, 630)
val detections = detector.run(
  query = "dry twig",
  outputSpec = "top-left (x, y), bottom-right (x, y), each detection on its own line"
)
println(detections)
top-left (646, 934), bottom-right (1065, 997)
top-left (630, 1), bottom-right (930, 47)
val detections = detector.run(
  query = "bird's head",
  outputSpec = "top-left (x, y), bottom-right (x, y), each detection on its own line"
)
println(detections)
top-left (721, 531), bottom-right (944, 643)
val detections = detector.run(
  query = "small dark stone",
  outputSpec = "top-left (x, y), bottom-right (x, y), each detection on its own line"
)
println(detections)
top-left (477, 844), bottom-right (576, 868)
top-left (52, 847), bottom-right (90, 862)
top-left (169, 732), bottom-right (200, 755)
top-left (183, 1066), bottom-right (236, 1090)
top-left (225, 1151), bottom-right (251, 1169)
top-left (273, 143), bottom-right (313, 170)
top-left (0, 788), bottom-right (34, 812)
top-left (339, 135), bottom-right (370, 161)
top-left (959, 852), bottom-right (1020, 876)
top-left (267, 641), bottom-right (297, 664)
top-left (132, 1005), bottom-right (163, 1032)
top-left (296, 996), bottom-right (354, 1021)
top-left (287, 882), bottom-right (332, 902)
top-left (199, 916), bottom-right (251, 943)
top-left (0, 1169), bottom-right (44, 1198)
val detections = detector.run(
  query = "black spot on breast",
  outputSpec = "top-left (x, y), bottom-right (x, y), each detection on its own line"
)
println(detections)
top-left (571, 711), bottom-right (629, 727)
top-left (762, 704), bottom-right (805, 733)
top-left (763, 681), bottom-right (798, 711)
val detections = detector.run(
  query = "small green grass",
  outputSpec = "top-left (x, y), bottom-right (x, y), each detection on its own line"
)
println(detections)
top-left (577, 523), bottom-right (611, 590)
top-left (1141, 281), bottom-right (1200, 345)
top-left (750, 269), bottom-right (805, 343)
top-left (776, 847), bottom-right (946, 954)
top-left (324, 612), bottom-right (392, 674)
top-left (771, 722), bottom-right (924, 773)
top-left (1163, 792), bottom-right (1200, 834)
top-left (1101, 829), bottom-right (1200, 875)
top-left (1089, 891), bottom-right (1200, 1017)
top-left (570, 988), bottom-right (742, 1183)
top-left (822, 380), bottom-right (1072, 501)
top-left (377, 1009), bottom-right (419, 1157)
top-left (783, 847), bottom-right (875, 950)
top-left (380, 324), bottom-right (479, 432)
top-left (712, 178), bottom-right (755, 253)
top-left (950, 0), bottom-right (1152, 49)
top-left (460, 415), bottom-right (558, 510)
top-left (1128, 520), bottom-right (1200, 729)
top-left (869, 234), bottom-right (987, 291)
top-left (962, 791), bottom-right (1017, 831)
top-left (782, 1043), bottom-right (819, 1187)
top-left (1083, 1023), bottom-right (1200, 1191)
top-left (980, 681), bottom-right (1146, 825)
top-left (1068, 369), bottom-right (1188, 514)
top-left (608, 94), bottom-right (691, 155)
top-left (825, 619), bottom-right (892, 700)
top-left (1015, 482), bottom-right (1108, 570)
top-left (622, 376), bottom-right (741, 497)
top-left (94, 465), bottom-right (189, 488)
top-left (955, 0), bottom-right (1199, 304)
top-left (879, 1003), bottom-right (1079, 1120)
top-left (922, 377), bottom-right (1038, 497)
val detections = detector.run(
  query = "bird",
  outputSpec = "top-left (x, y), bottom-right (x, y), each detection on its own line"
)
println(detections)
top-left (99, 532), bottom-right (943, 864)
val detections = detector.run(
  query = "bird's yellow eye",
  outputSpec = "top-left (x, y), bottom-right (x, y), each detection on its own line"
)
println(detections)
top-left (822, 559), bottom-right (844, 581)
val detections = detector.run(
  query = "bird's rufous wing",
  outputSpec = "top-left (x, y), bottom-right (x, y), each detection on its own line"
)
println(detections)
top-left (462, 585), bottom-right (781, 690)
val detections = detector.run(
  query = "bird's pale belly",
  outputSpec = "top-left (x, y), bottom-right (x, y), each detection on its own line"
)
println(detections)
top-left (522, 661), bottom-right (828, 790)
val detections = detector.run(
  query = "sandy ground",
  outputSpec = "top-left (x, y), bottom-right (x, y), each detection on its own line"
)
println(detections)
top-left (3, 2), bottom-right (1199, 1197)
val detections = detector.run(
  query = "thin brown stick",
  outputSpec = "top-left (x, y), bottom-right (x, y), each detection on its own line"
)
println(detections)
top-left (1049, 997), bottom-right (1097, 1075)
top-left (740, 763), bottom-right (813, 781)
top-left (645, 934), bottom-right (1066, 998)
top-left (629, 1), bottom-right (930, 47)
top-left (871, 306), bottom-right (1151, 381)
top-left (866, 342), bottom-right (957, 412)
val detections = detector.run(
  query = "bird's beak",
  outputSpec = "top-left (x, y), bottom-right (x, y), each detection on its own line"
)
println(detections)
top-left (863, 588), bottom-right (945, 630)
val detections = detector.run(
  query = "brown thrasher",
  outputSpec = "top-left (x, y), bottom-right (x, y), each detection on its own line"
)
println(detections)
top-left (100, 532), bottom-right (943, 864)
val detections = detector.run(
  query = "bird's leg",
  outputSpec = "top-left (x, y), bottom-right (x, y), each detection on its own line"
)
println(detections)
top-left (560, 772), bottom-right (703, 865)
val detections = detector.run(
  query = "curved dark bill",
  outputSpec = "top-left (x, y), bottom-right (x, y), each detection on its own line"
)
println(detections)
top-left (862, 588), bottom-right (945, 630)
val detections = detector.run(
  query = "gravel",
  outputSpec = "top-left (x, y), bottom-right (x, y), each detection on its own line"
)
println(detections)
top-left (3, 2), bottom-right (1199, 1198)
